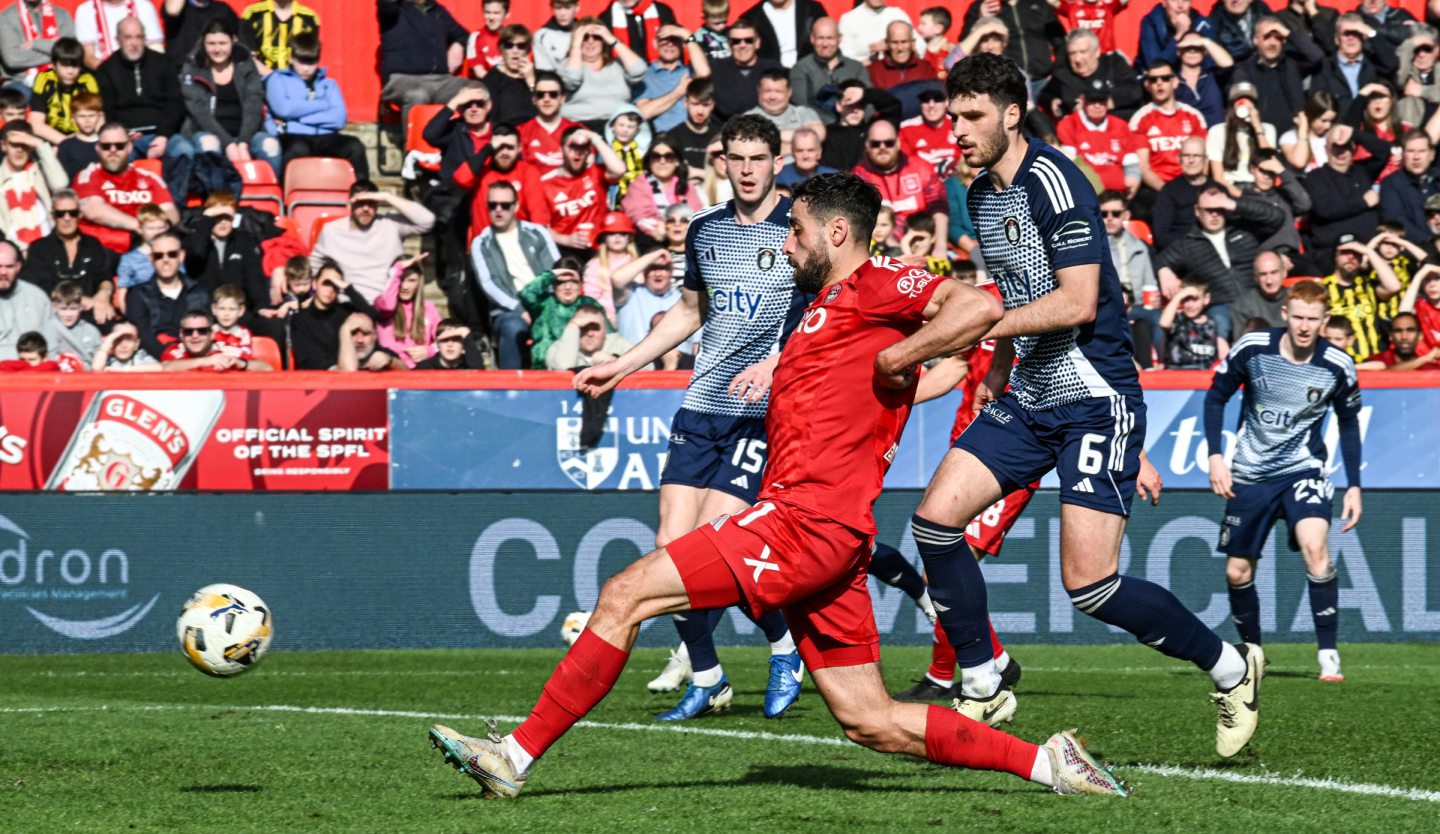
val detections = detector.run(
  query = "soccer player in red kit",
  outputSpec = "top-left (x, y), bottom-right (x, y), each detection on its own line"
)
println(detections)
top-left (427, 172), bottom-right (1129, 799)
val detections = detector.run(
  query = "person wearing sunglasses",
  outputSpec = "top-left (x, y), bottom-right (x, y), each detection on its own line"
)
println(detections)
top-left (517, 70), bottom-right (581, 174)
top-left (122, 231), bottom-right (213, 359)
top-left (19, 189), bottom-right (119, 324)
top-left (900, 89), bottom-right (959, 180)
top-left (1307, 11), bottom-right (1397, 118)
top-left (1129, 59), bottom-right (1206, 210)
top-left (1227, 17), bottom-right (1324, 132)
top-left (853, 118), bottom-right (948, 260)
top-left (708, 18), bottom-right (781, 121)
top-left (482, 23), bottom-right (539, 129)
top-left (73, 122), bottom-right (181, 256)
top-left (1395, 25), bottom-right (1440, 127)
top-left (159, 308), bottom-right (272, 372)
top-left (471, 181), bottom-right (560, 369)
top-left (620, 136), bottom-right (703, 243)
top-left (560, 17), bottom-right (647, 132)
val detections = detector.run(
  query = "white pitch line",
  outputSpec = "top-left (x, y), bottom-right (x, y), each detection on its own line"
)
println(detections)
top-left (4, 702), bottom-right (1438, 803)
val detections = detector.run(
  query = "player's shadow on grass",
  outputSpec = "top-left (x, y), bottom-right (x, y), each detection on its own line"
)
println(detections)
top-left (447, 763), bottom-right (1011, 799)
top-left (180, 784), bottom-right (263, 793)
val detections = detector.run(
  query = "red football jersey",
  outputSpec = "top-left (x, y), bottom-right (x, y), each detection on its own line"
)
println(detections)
top-left (948, 281), bottom-right (1004, 443)
top-left (852, 155), bottom-right (945, 236)
top-left (213, 326), bottom-right (254, 359)
top-left (464, 29), bottom-right (503, 79)
top-left (1056, 112), bottom-right (1141, 193)
top-left (761, 256), bottom-right (949, 533)
top-left (74, 162), bottom-right (173, 253)
top-left (1055, 0), bottom-right (1123, 53)
top-left (517, 117), bottom-right (583, 173)
top-left (1416, 300), bottom-right (1440, 351)
top-left (524, 165), bottom-right (607, 247)
top-left (900, 117), bottom-right (957, 179)
top-left (1128, 103), bottom-right (1207, 183)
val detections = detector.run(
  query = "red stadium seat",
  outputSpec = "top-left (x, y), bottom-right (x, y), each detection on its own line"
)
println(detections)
top-left (250, 336), bottom-right (283, 370)
top-left (238, 160), bottom-right (284, 215)
top-left (1125, 219), bottom-right (1153, 247)
top-left (309, 213), bottom-right (345, 250)
top-left (290, 204), bottom-right (346, 251)
top-left (283, 157), bottom-right (356, 210)
top-left (405, 103), bottom-right (446, 174)
top-left (132, 158), bottom-right (164, 181)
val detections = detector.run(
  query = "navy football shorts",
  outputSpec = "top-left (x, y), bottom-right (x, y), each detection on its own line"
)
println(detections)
top-left (1219, 470), bottom-right (1335, 557)
top-left (660, 408), bottom-right (768, 502)
top-left (955, 393), bottom-right (1146, 517)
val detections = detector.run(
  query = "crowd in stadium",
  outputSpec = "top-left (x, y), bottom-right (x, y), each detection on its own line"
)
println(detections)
top-left (0, 0), bottom-right (1438, 374)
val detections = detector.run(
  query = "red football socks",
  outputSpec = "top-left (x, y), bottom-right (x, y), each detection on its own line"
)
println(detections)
top-left (512, 629), bottom-right (629, 758)
top-left (923, 704), bottom-right (1037, 778)
top-left (928, 618), bottom-right (1005, 681)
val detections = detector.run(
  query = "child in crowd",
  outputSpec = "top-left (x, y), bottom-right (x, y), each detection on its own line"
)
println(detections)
top-left (90, 322), bottom-right (160, 372)
top-left (917, 6), bottom-right (955, 57)
top-left (28, 37), bottom-right (99, 146)
top-left (415, 318), bottom-right (483, 370)
top-left (211, 284), bottom-right (255, 360)
top-left (869, 205), bottom-right (899, 256)
top-left (1161, 279), bottom-right (1227, 369)
top-left (261, 255), bottom-right (315, 319)
top-left (114, 204), bottom-right (175, 308)
top-left (0, 89), bottom-right (25, 124)
top-left (606, 109), bottom-right (649, 204)
top-left (1322, 315), bottom-right (1357, 353)
top-left (0, 332), bottom-right (60, 371)
top-left (1401, 264), bottom-right (1440, 350)
top-left (41, 280), bottom-right (102, 362)
top-left (375, 256), bottom-right (439, 368)
top-left (56, 91), bottom-right (102, 180)
top-left (694, 0), bottom-right (731, 61)
top-left (1370, 224), bottom-right (1429, 317)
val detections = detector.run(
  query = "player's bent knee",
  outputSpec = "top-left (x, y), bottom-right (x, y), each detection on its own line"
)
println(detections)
top-left (1226, 558), bottom-right (1255, 585)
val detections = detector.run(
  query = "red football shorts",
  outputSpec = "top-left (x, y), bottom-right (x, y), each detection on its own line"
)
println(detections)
top-left (964, 482), bottom-right (1039, 557)
top-left (666, 498), bottom-right (880, 671)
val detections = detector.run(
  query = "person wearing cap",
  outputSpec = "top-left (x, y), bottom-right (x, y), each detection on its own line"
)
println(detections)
top-left (1204, 81), bottom-right (1275, 196)
top-left (1229, 15), bottom-right (1326, 130)
top-left (545, 300), bottom-right (633, 370)
top-left (1056, 84), bottom-right (1143, 196)
top-left (584, 211), bottom-right (639, 323)
top-left (1301, 122), bottom-right (1390, 262)
top-left (1174, 29), bottom-right (1232, 127)
top-left (519, 256), bottom-right (601, 368)
top-left (900, 86), bottom-right (959, 180)
top-left (788, 17), bottom-right (868, 127)
top-left (635, 24), bottom-right (713, 134)
top-left (1040, 28), bottom-right (1145, 123)
top-left (1308, 11), bottom-right (1397, 117)
top-left (1379, 129), bottom-right (1440, 244)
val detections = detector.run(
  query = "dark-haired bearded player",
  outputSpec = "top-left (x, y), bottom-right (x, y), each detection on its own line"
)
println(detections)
top-left (427, 170), bottom-right (1129, 800)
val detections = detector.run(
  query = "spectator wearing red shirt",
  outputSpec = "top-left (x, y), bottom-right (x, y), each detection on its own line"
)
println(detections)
top-left (868, 21), bottom-right (941, 89)
top-left (1051, 0), bottom-right (1127, 53)
top-left (464, 0), bottom-right (510, 79)
top-left (517, 71), bottom-right (581, 174)
top-left (455, 126), bottom-right (531, 243)
top-left (523, 124), bottom-right (627, 260)
top-left (1359, 312), bottom-right (1440, 370)
top-left (160, 309), bottom-right (272, 371)
top-left (1056, 85), bottom-right (1141, 196)
top-left (1130, 61), bottom-right (1207, 198)
top-left (1404, 264), bottom-right (1440, 350)
top-left (852, 119), bottom-right (947, 259)
top-left (900, 89), bottom-right (958, 179)
top-left (73, 122), bottom-right (179, 254)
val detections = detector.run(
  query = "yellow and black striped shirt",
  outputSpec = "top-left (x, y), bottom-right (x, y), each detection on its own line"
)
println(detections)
top-left (1379, 253), bottom-right (1416, 320)
top-left (30, 71), bottom-right (99, 136)
top-left (241, 1), bottom-right (321, 70)
top-left (1322, 271), bottom-right (1386, 360)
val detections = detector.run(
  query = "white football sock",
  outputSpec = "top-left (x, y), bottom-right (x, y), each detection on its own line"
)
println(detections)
top-left (673, 642), bottom-right (689, 662)
top-left (959, 660), bottom-right (1001, 699)
top-left (769, 632), bottom-right (796, 655)
top-left (995, 650), bottom-right (1011, 671)
top-left (1208, 643), bottom-right (1247, 690)
top-left (924, 672), bottom-right (954, 687)
top-left (692, 665), bottom-right (724, 688)
top-left (503, 734), bottom-right (536, 778)
top-left (1028, 745), bottom-right (1054, 788)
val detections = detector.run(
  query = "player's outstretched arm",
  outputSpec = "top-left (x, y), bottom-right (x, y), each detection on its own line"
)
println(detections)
top-left (875, 280), bottom-right (1004, 382)
top-left (574, 289), bottom-right (703, 397)
top-left (982, 263), bottom-right (1100, 341)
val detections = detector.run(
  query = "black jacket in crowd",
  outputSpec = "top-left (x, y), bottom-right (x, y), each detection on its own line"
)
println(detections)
top-left (181, 216), bottom-right (270, 310)
top-left (740, 0), bottom-right (828, 66)
top-left (1307, 50), bottom-right (1397, 118)
top-left (962, 0), bottom-right (1066, 81)
top-left (1228, 35), bottom-right (1326, 131)
top-left (95, 48), bottom-right (186, 136)
top-left (377, 0), bottom-right (468, 83)
top-left (1152, 176), bottom-right (1221, 253)
top-left (1039, 53), bottom-right (1147, 122)
top-left (1153, 195), bottom-right (1287, 306)
top-left (127, 277), bottom-right (212, 358)
top-left (291, 288), bottom-right (379, 370)
top-left (1302, 131), bottom-right (1392, 251)
top-left (22, 231), bottom-right (117, 297)
top-left (423, 107), bottom-right (492, 183)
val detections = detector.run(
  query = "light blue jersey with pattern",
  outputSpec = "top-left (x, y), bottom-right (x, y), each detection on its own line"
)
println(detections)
top-left (968, 140), bottom-right (1141, 411)
top-left (1204, 329), bottom-right (1363, 483)
top-left (681, 198), bottom-right (797, 417)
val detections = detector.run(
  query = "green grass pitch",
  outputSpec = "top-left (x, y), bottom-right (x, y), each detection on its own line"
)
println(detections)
top-left (3, 643), bottom-right (1438, 833)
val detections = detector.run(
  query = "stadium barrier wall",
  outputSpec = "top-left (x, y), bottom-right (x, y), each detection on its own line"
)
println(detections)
top-left (2, 490), bottom-right (1438, 654)
top-left (1, 371), bottom-right (1434, 491)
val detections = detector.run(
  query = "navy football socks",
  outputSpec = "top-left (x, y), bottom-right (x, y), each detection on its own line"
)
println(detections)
top-left (911, 515), bottom-right (993, 669)
top-left (870, 541), bottom-right (928, 603)
top-left (672, 609), bottom-right (724, 673)
top-left (1070, 572), bottom-right (1225, 671)
top-left (1227, 580), bottom-right (1263, 645)
top-left (1307, 568), bottom-right (1340, 651)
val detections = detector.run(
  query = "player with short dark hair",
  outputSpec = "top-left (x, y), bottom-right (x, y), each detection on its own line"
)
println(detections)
top-left (428, 170), bottom-right (1129, 799)
top-left (896, 53), bottom-right (1264, 758)
top-left (1204, 280), bottom-right (1364, 682)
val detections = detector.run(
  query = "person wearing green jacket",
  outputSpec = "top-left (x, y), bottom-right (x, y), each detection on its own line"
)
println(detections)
top-left (518, 256), bottom-right (600, 368)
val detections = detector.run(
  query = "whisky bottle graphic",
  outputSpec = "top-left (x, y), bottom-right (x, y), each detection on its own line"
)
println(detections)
top-left (45, 391), bottom-right (226, 491)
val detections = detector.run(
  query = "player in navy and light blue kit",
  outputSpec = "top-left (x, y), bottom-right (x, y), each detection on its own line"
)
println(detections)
top-left (576, 115), bottom-right (807, 721)
top-left (883, 54), bottom-right (1264, 758)
top-left (1204, 280), bottom-right (1364, 682)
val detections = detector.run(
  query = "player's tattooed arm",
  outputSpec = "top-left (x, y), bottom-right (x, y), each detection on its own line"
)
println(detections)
top-left (875, 280), bottom-right (1004, 385)
top-left (574, 288), bottom-right (704, 397)
top-left (981, 263), bottom-right (1100, 341)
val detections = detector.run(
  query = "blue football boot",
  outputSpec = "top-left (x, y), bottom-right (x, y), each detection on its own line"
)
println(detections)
top-left (655, 675), bottom-right (733, 721)
top-left (764, 650), bottom-right (804, 718)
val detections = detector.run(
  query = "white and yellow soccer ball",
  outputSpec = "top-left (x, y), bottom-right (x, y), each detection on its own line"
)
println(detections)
top-left (176, 584), bottom-right (274, 677)
top-left (560, 611), bottom-right (591, 647)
